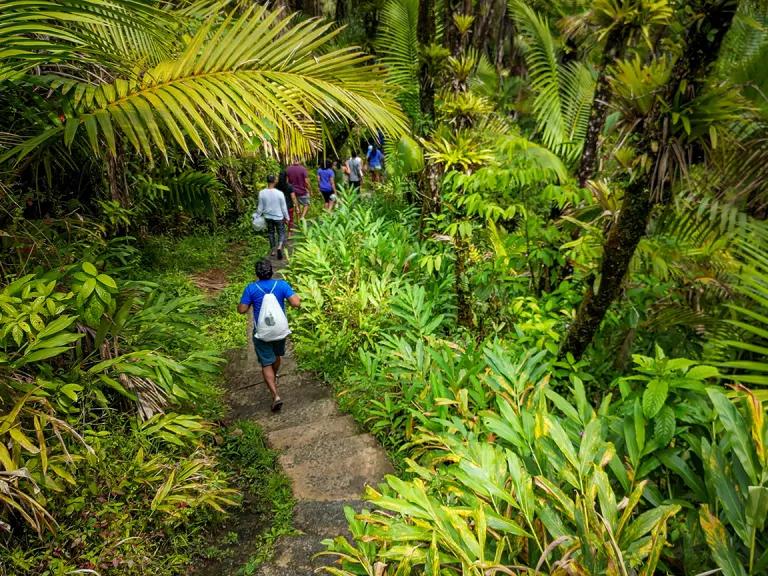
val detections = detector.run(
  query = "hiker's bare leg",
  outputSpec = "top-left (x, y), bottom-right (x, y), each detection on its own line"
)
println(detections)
top-left (273, 356), bottom-right (282, 377)
top-left (262, 364), bottom-right (279, 400)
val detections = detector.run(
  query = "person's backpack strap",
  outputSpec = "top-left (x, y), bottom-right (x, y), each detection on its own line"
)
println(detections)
top-left (270, 281), bottom-right (278, 294)
top-left (254, 282), bottom-right (266, 295)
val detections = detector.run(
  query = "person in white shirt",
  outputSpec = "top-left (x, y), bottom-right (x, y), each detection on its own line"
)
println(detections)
top-left (346, 151), bottom-right (363, 190)
top-left (255, 175), bottom-right (289, 260)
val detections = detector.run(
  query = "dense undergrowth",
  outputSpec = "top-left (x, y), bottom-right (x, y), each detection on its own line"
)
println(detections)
top-left (291, 192), bottom-right (768, 576)
top-left (3, 0), bottom-right (768, 574)
top-left (0, 219), bottom-right (296, 575)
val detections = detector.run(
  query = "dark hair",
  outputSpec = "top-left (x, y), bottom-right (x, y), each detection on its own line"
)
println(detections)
top-left (266, 174), bottom-right (277, 184)
top-left (255, 259), bottom-right (273, 280)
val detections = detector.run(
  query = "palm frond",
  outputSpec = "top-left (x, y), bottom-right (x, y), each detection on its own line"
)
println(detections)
top-left (510, 0), bottom-right (595, 161)
top-left (2, 5), bottom-right (407, 163)
top-left (377, 0), bottom-right (420, 91)
top-left (711, 219), bottom-right (768, 385)
top-left (0, 0), bottom-right (172, 79)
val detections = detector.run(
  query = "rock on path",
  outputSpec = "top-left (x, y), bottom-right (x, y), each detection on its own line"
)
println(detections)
top-left (223, 256), bottom-right (393, 576)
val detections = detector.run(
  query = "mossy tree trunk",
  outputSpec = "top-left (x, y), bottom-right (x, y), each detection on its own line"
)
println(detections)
top-left (576, 25), bottom-right (629, 189)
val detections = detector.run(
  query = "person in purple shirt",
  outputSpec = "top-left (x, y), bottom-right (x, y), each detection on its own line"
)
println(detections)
top-left (317, 161), bottom-right (337, 211)
top-left (238, 259), bottom-right (300, 411)
top-left (286, 161), bottom-right (311, 221)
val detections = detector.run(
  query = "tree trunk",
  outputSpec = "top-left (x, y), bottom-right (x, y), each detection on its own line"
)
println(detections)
top-left (576, 26), bottom-right (628, 188)
top-left (560, 0), bottom-right (738, 359)
top-left (106, 139), bottom-right (130, 207)
top-left (418, 162), bottom-right (441, 232)
top-left (560, 178), bottom-right (652, 358)
top-left (444, 0), bottom-right (463, 57)
top-left (455, 237), bottom-right (473, 328)
top-left (418, 0), bottom-right (436, 121)
top-left (335, 0), bottom-right (347, 22)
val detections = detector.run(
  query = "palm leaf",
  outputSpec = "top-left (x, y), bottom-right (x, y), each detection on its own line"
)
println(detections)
top-left (2, 5), bottom-right (407, 163)
top-left (377, 0), bottom-right (420, 91)
top-left (509, 0), bottom-right (595, 162)
top-left (0, 0), bottom-right (172, 79)
top-left (711, 219), bottom-right (768, 385)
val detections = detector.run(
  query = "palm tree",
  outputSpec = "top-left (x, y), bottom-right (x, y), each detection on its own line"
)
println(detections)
top-left (569, 0), bottom-right (673, 187)
top-left (1, 1), bottom-right (406, 177)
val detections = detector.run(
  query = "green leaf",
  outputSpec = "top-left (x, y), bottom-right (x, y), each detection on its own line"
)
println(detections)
top-left (642, 378), bottom-right (668, 418)
top-left (686, 365), bottom-right (719, 380)
top-left (621, 504), bottom-right (680, 547)
top-left (80, 277), bottom-right (96, 299)
top-left (82, 262), bottom-right (98, 276)
top-left (746, 486), bottom-right (768, 535)
top-left (653, 406), bottom-right (676, 447)
top-left (96, 273), bottom-right (117, 290)
top-left (634, 398), bottom-right (646, 454)
top-left (707, 388), bottom-right (757, 483)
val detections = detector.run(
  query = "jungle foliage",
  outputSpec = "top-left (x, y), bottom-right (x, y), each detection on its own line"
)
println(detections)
top-left (2, 0), bottom-right (768, 574)
top-left (286, 0), bottom-right (768, 574)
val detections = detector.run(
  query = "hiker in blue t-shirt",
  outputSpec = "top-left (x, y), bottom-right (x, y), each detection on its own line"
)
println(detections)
top-left (238, 259), bottom-right (300, 411)
top-left (317, 161), bottom-right (337, 212)
top-left (366, 144), bottom-right (384, 183)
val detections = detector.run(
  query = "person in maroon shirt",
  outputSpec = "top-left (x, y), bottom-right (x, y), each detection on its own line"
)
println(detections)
top-left (286, 161), bottom-right (311, 221)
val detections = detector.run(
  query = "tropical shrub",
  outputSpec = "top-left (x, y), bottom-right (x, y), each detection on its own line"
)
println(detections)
top-left (0, 224), bottom-right (270, 574)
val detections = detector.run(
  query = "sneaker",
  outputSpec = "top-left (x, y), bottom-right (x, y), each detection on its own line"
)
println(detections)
top-left (277, 248), bottom-right (283, 260)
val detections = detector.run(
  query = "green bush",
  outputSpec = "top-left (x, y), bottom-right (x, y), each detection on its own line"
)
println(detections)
top-left (0, 225), bottom-right (271, 575)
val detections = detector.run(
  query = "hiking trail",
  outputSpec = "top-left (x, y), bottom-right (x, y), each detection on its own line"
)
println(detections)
top-left (219, 255), bottom-right (394, 575)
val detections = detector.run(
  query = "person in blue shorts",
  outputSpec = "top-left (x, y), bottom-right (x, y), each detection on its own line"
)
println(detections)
top-left (237, 259), bottom-right (301, 411)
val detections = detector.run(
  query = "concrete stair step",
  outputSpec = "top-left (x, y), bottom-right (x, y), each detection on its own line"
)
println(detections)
top-left (279, 434), bottom-right (394, 501)
top-left (258, 397), bottom-right (340, 433)
top-left (267, 414), bottom-right (360, 451)
top-left (254, 533), bottom-right (339, 576)
top-left (292, 499), bottom-right (365, 538)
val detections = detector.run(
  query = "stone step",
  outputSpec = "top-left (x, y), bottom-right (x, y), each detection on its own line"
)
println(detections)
top-left (292, 499), bottom-right (365, 538)
top-left (268, 414), bottom-right (360, 451)
top-left (279, 433), bottom-right (394, 501)
top-left (254, 533), bottom-right (340, 576)
top-left (257, 397), bottom-right (340, 433)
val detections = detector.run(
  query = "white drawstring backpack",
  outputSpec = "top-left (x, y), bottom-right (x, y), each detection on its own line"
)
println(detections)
top-left (254, 281), bottom-right (290, 341)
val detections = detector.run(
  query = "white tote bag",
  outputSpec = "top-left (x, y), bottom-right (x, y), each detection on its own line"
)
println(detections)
top-left (254, 282), bottom-right (291, 341)
top-left (252, 212), bottom-right (267, 231)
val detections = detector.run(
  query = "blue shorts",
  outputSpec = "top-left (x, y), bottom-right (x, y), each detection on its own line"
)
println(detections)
top-left (252, 336), bottom-right (286, 366)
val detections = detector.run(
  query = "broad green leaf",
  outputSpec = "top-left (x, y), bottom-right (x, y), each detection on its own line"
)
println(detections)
top-left (642, 378), bottom-right (668, 418)
top-left (708, 388), bottom-right (757, 483)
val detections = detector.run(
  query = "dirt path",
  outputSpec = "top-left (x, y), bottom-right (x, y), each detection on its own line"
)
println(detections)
top-left (220, 256), bottom-right (394, 575)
